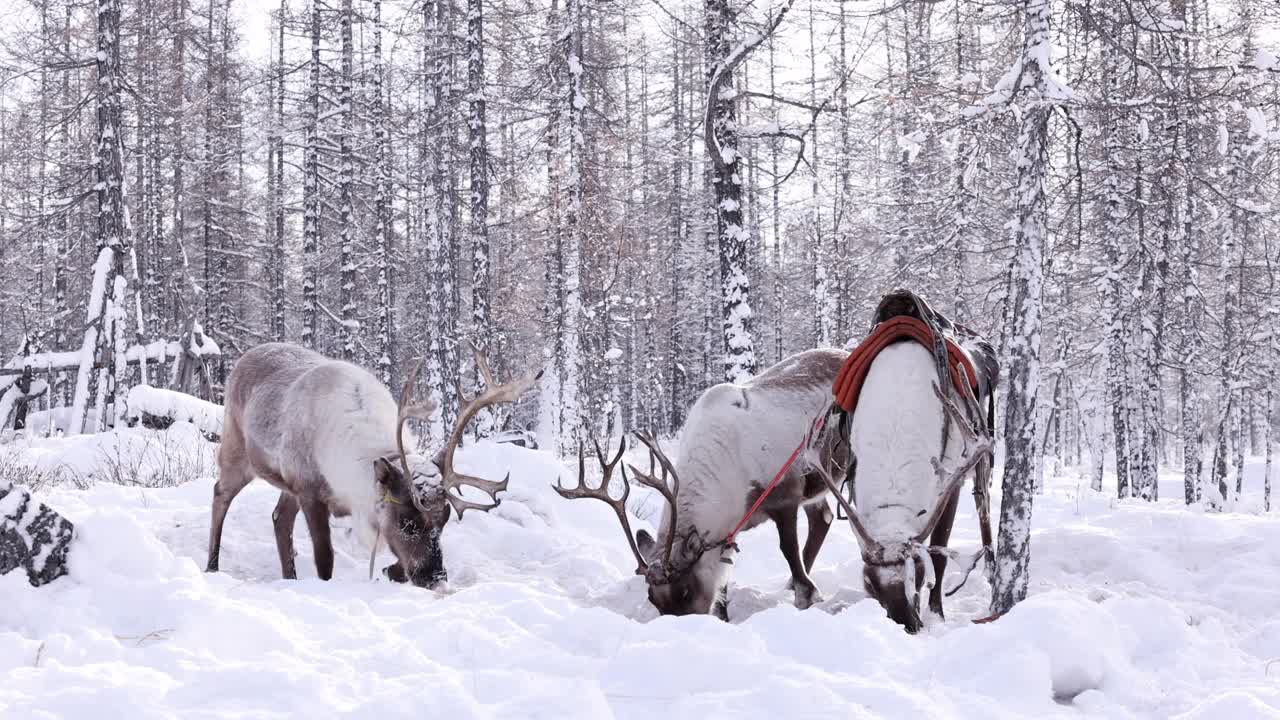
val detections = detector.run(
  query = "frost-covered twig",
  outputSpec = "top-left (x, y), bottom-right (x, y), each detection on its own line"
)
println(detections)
top-left (703, 0), bottom-right (798, 174)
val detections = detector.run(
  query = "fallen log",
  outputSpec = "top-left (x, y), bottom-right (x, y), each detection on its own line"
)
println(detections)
top-left (0, 480), bottom-right (75, 587)
top-left (125, 385), bottom-right (223, 442)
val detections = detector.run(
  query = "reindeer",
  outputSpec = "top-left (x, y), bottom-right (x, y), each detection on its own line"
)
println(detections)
top-left (818, 290), bottom-right (998, 633)
top-left (205, 342), bottom-right (537, 588)
top-left (553, 348), bottom-right (850, 620)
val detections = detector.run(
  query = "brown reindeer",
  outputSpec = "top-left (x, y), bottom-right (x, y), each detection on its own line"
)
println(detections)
top-left (206, 342), bottom-right (537, 587)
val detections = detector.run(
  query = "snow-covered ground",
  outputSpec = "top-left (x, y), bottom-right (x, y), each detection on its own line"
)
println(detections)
top-left (2, 426), bottom-right (1279, 718)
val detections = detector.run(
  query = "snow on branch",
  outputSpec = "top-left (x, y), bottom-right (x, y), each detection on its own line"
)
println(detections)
top-left (0, 336), bottom-right (219, 379)
top-left (1251, 48), bottom-right (1278, 73)
top-left (703, 0), bottom-right (799, 174)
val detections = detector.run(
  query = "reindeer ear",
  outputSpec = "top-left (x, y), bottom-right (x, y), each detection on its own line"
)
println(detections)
top-left (636, 529), bottom-right (656, 559)
top-left (374, 458), bottom-right (400, 489)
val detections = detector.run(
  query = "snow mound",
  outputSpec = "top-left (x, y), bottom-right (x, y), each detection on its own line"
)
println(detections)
top-left (126, 385), bottom-right (224, 438)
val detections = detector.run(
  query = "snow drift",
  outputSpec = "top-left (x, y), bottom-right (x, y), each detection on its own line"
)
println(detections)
top-left (1, 427), bottom-right (1278, 718)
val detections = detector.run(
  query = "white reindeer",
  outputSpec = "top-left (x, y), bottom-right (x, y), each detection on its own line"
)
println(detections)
top-left (819, 290), bottom-right (997, 633)
top-left (554, 349), bottom-right (850, 619)
top-left (206, 342), bottom-right (537, 587)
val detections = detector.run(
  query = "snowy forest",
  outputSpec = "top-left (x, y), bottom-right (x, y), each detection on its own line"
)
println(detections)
top-left (4, 0), bottom-right (1280, 714)
top-left (0, 0), bottom-right (1278, 513)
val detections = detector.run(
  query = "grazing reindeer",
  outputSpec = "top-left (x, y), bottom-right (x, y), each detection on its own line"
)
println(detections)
top-left (206, 342), bottom-right (537, 588)
top-left (554, 349), bottom-right (850, 619)
top-left (821, 290), bottom-right (998, 633)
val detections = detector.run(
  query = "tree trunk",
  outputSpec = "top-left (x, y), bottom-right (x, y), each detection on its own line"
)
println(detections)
top-left (555, 0), bottom-right (585, 450)
top-left (704, 0), bottom-right (757, 384)
top-left (301, 0), bottom-right (322, 349)
top-left (269, 2), bottom-right (287, 342)
top-left (338, 0), bottom-right (357, 361)
top-left (468, 0), bottom-right (494, 438)
top-left (70, 0), bottom-right (131, 435)
top-left (991, 0), bottom-right (1051, 618)
top-left (372, 0), bottom-right (394, 385)
top-left (668, 21), bottom-right (686, 431)
top-left (808, 1), bottom-right (830, 347)
top-left (172, 0), bottom-right (188, 332)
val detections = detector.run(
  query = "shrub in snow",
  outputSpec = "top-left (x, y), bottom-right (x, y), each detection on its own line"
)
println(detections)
top-left (0, 479), bottom-right (74, 586)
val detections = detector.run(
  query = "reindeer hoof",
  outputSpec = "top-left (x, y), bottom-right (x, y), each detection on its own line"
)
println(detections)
top-left (382, 562), bottom-right (407, 583)
top-left (794, 583), bottom-right (822, 610)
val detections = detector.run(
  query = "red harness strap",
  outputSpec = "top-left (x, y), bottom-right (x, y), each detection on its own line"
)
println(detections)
top-left (720, 317), bottom-right (978, 552)
top-left (832, 315), bottom-right (978, 413)
top-left (722, 414), bottom-right (827, 550)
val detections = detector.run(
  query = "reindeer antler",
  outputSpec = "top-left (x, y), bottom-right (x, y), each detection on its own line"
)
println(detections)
top-left (552, 437), bottom-right (649, 574)
top-left (912, 379), bottom-right (994, 544)
top-left (396, 358), bottom-right (437, 515)
top-left (810, 440), bottom-right (884, 556)
top-left (438, 341), bottom-right (541, 517)
top-left (627, 431), bottom-right (681, 569)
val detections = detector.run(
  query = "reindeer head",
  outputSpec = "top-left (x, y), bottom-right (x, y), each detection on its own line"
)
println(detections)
top-left (373, 454), bottom-right (450, 587)
top-left (855, 513), bottom-right (951, 633)
top-left (554, 431), bottom-right (729, 616)
top-left (822, 381), bottom-right (993, 633)
top-left (384, 344), bottom-right (540, 588)
top-left (636, 525), bottom-right (728, 616)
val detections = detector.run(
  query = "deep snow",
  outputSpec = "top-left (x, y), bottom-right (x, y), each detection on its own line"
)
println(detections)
top-left (2, 426), bottom-right (1279, 719)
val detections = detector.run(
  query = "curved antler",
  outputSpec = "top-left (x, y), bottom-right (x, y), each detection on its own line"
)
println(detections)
top-left (627, 431), bottom-right (680, 568)
top-left (439, 341), bottom-right (541, 517)
top-left (913, 379), bottom-right (994, 544)
top-left (552, 437), bottom-right (648, 574)
top-left (396, 358), bottom-right (436, 515)
top-left (812, 454), bottom-right (884, 556)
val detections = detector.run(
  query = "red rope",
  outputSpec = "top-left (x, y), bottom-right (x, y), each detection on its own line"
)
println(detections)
top-left (723, 414), bottom-right (827, 549)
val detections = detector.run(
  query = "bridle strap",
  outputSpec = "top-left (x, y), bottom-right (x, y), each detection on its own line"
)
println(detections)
top-left (720, 412), bottom-right (827, 551)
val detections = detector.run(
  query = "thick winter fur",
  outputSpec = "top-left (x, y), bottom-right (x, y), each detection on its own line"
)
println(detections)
top-left (637, 348), bottom-right (849, 618)
top-left (206, 343), bottom-right (446, 587)
top-left (850, 341), bottom-right (964, 631)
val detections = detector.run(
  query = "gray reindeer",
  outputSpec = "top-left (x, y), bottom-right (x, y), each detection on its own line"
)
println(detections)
top-left (206, 342), bottom-right (537, 588)
top-left (554, 348), bottom-right (851, 619)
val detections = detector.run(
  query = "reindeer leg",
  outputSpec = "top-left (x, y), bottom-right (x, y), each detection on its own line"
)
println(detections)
top-left (926, 490), bottom-right (960, 619)
top-left (272, 492), bottom-right (300, 579)
top-left (801, 499), bottom-right (834, 573)
top-left (206, 422), bottom-right (253, 573)
top-left (770, 508), bottom-right (820, 610)
top-left (300, 495), bottom-right (335, 581)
